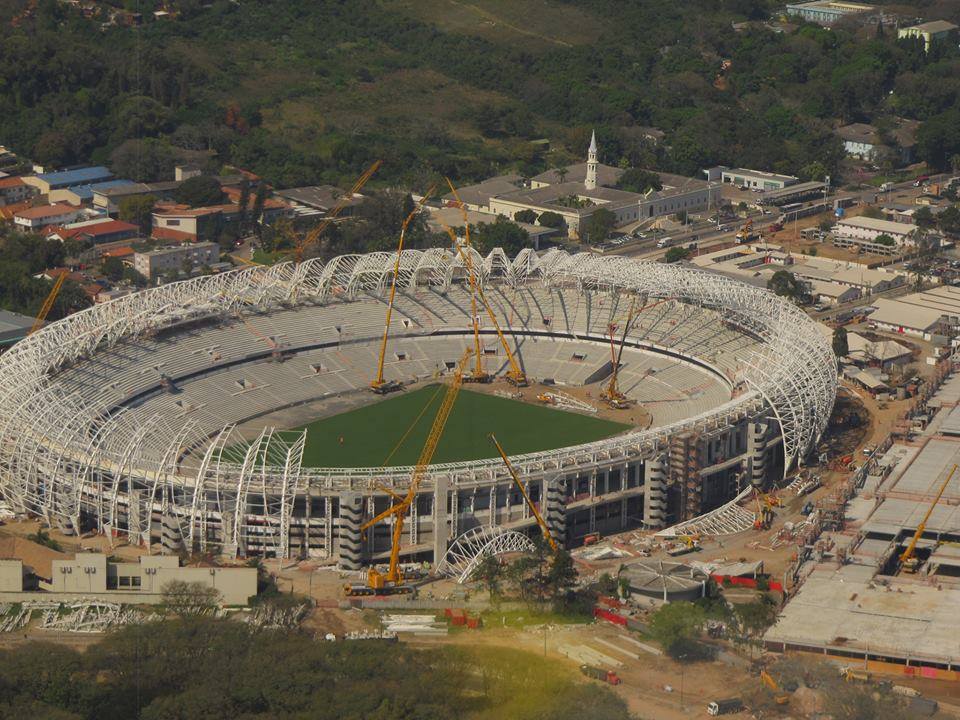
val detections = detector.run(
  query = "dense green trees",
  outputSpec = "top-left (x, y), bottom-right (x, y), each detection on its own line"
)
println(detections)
top-left (582, 208), bottom-right (617, 245)
top-left (0, 618), bottom-right (630, 720)
top-left (175, 176), bottom-right (224, 207)
top-left (0, 229), bottom-right (91, 321)
top-left (2, 0), bottom-right (957, 194)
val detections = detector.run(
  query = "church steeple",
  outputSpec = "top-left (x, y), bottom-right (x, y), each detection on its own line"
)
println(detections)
top-left (585, 130), bottom-right (598, 190)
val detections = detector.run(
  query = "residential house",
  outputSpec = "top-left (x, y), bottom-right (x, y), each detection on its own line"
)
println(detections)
top-left (92, 181), bottom-right (180, 215)
top-left (51, 219), bottom-right (140, 246)
top-left (134, 242), bottom-right (220, 280)
top-left (0, 176), bottom-right (37, 206)
top-left (14, 203), bottom-right (82, 230)
top-left (49, 179), bottom-right (138, 207)
top-left (837, 123), bottom-right (880, 160)
top-left (806, 279), bottom-right (861, 306)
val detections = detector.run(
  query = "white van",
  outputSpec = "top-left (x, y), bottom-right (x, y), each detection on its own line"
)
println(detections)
top-left (656, 236), bottom-right (674, 248)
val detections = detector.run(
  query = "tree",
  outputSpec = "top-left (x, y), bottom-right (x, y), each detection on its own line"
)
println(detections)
top-left (471, 217), bottom-right (530, 255)
top-left (913, 206), bottom-right (936, 230)
top-left (555, 167), bottom-right (569, 184)
top-left (472, 555), bottom-right (504, 601)
top-left (537, 211), bottom-right (564, 229)
top-left (102, 256), bottom-right (125, 282)
top-left (514, 209), bottom-right (537, 224)
top-left (175, 176), bottom-right (223, 207)
top-left (615, 168), bottom-right (662, 193)
top-left (236, 179), bottom-right (251, 236)
top-left (938, 205), bottom-right (960, 236)
top-left (582, 208), bottom-right (617, 245)
top-left (110, 139), bottom-right (175, 182)
top-left (873, 233), bottom-right (896, 247)
top-left (767, 270), bottom-right (807, 303)
top-left (648, 601), bottom-right (706, 658)
top-left (664, 246), bottom-right (690, 263)
top-left (545, 549), bottom-right (578, 605)
top-left (161, 581), bottom-right (222, 616)
top-left (119, 194), bottom-right (157, 236)
top-left (833, 326), bottom-right (849, 359)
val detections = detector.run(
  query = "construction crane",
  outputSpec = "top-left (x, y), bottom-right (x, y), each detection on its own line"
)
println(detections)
top-left (489, 433), bottom-right (557, 552)
top-left (287, 160), bottom-right (381, 262)
top-left (371, 189), bottom-right (435, 394)
top-left (29, 272), bottom-right (67, 336)
top-left (600, 295), bottom-right (637, 409)
top-left (345, 349), bottom-right (472, 596)
top-left (735, 219), bottom-right (754, 244)
top-left (900, 463), bottom-right (957, 573)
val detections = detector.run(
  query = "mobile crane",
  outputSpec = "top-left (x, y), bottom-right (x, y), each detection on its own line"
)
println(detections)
top-left (344, 349), bottom-right (472, 596)
top-left (600, 295), bottom-right (637, 409)
top-left (371, 189), bottom-right (435, 394)
top-left (900, 464), bottom-right (957, 573)
top-left (489, 433), bottom-right (558, 552)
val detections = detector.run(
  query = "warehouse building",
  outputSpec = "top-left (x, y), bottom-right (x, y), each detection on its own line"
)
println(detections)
top-left (785, 1), bottom-right (875, 26)
top-left (720, 168), bottom-right (798, 191)
top-left (21, 166), bottom-right (113, 195)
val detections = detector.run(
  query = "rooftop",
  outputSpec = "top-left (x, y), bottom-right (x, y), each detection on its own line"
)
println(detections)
top-left (869, 296), bottom-right (944, 331)
top-left (723, 167), bottom-right (798, 184)
top-left (836, 216), bottom-right (917, 235)
top-left (0, 176), bottom-right (25, 189)
top-left (837, 123), bottom-right (880, 145)
top-left (60, 179), bottom-right (137, 202)
top-left (0, 308), bottom-right (36, 334)
top-left (531, 162), bottom-right (624, 188)
top-left (903, 20), bottom-right (958, 34)
top-left (14, 203), bottom-right (78, 220)
top-left (440, 174), bottom-right (524, 208)
top-left (33, 166), bottom-right (112, 188)
top-left (276, 185), bottom-right (365, 211)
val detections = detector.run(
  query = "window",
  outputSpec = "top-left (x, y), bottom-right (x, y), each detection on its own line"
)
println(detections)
top-left (132, 576), bottom-right (141, 587)
top-left (167, 219), bottom-right (181, 227)
top-left (118, 576), bottom-right (130, 587)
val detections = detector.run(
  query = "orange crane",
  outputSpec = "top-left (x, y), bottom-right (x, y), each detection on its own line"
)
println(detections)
top-left (345, 348), bottom-right (472, 596)
top-left (489, 433), bottom-right (558, 552)
top-left (600, 295), bottom-right (637, 409)
top-left (29, 272), bottom-right (67, 336)
top-left (286, 160), bottom-right (381, 262)
top-left (371, 188), bottom-right (435, 394)
top-left (760, 670), bottom-right (790, 705)
top-left (900, 463), bottom-right (957, 573)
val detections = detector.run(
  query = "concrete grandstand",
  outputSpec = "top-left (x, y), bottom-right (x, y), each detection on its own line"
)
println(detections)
top-left (0, 248), bottom-right (837, 569)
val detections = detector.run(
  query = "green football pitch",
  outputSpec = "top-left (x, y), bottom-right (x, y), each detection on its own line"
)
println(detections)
top-left (291, 385), bottom-right (630, 468)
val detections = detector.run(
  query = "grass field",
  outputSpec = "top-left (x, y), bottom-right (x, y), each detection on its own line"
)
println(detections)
top-left (293, 385), bottom-right (630, 468)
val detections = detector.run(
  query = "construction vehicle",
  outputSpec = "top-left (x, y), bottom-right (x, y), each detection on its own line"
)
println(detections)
top-left (344, 349), bottom-right (472, 596)
top-left (760, 670), bottom-right (790, 705)
top-left (667, 536), bottom-right (701, 557)
top-left (288, 160), bottom-right (381, 262)
top-left (29, 272), bottom-right (67, 336)
top-left (371, 189), bottom-right (435, 394)
top-left (579, 665), bottom-right (621, 685)
top-left (489, 433), bottom-right (558, 552)
top-left (900, 464), bottom-right (957, 573)
top-left (600, 296), bottom-right (637, 409)
top-left (735, 219), bottom-right (755, 243)
top-left (753, 493), bottom-right (774, 531)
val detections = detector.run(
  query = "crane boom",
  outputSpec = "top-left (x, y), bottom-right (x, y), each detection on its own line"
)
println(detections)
top-left (371, 188), bottom-right (435, 393)
top-left (295, 160), bottom-right (381, 261)
top-left (601, 295), bottom-right (636, 408)
top-left (489, 433), bottom-right (557, 552)
top-left (29, 272), bottom-right (67, 336)
top-left (356, 349), bottom-right (472, 592)
top-left (900, 463), bottom-right (957, 568)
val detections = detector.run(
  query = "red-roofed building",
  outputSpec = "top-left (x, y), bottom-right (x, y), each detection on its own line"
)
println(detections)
top-left (52, 219), bottom-right (139, 245)
top-left (151, 199), bottom-right (289, 241)
top-left (0, 201), bottom-right (33, 221)
top-left (14, 203), bottom-right (82, 230)
top-left (0, 176), bottom-right (36, 206)
top-left (102, 246), bottom-right (135, 260)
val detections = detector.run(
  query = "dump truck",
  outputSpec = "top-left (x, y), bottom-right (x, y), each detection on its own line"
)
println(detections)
top-left (707, 698), bottom-right (744, 716)
top-left (579, 665), bottom-right (621, 685)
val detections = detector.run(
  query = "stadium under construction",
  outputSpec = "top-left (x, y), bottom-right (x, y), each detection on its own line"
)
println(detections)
top-left (0, 248), bottom-right (837, 571)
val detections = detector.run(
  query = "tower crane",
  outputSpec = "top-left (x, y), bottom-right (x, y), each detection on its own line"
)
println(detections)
top-left (345, 348), bottom-right (472, 596)
top-left (29, 272), bottom-right (67, 336)
top-left (600, 295), bottom-right (637, 409)
top-left (489, 433), bottom-right (557, 552)
top-left (900, 463), bottom-right (957, 573)
top-left (371, 188), bottom-right (435, 394)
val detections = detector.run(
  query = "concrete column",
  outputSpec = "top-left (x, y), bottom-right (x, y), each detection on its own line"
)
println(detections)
top-left (338, 493), bottom-right (363, 571)
top-left (366, 496), bottom-right (376, 554)
top-left (620, 497), bottom-right (628, 529)
top-left (643, 455), bottom-right (668, 529)
top-left (410, 493), bottom-right (418, 546)
top-left (450, 489), bottom-right (459, 540)
top-left (544, 476), bottom-right (567, 546)
top-left (160, 513), bottom-right (182, 555)
top-left (432, 477), bottom-right (449, 567)
top-left (749, 422), bottom-right (769, 489)
top-left (325, 497), bottom-right (333, 559)
top-left (589, 472), bottom-right (597, 499)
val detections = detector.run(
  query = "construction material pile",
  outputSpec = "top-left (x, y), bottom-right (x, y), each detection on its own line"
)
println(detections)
top-left (39, 601), bottom-right (145, 633)
top-left (381, 613), bottom-right (448, 635)
top-left (245, 602), bottom-right (311, 629)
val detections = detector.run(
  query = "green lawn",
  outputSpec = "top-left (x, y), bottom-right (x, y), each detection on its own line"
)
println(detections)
top-left (293, 384), bottom-right (630, 468)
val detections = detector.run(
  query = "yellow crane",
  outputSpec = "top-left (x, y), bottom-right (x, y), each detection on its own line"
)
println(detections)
top-left (345, 348), bottom-right (472, 596)
top-left (900, 463), bottom-right (957, 573)
top-left (489, 433), bottom-right (558, 552)
top-left (285, 160), bottom-right (381, 262)
top-left (600, 295), bottom-right (636, 409)
top-left (444, 178), bottom-right (527, 386)
top-left (371, 188), bottom-right (435, 394)
top-left (29, 272), bottom-right (67, 336)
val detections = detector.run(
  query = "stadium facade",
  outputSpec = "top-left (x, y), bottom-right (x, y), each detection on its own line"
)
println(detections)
top-left (0, 249), bottom-right (836, 567)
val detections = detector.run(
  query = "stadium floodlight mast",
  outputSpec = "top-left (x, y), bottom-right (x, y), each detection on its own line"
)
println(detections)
top-left (0, 248), bottom-right (836, 556)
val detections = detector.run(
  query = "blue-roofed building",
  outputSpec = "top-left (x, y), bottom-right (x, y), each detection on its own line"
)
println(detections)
top-left (22, 166), bottom-right (113, 194)
top-left (50, 179), bottom-right (138, 207)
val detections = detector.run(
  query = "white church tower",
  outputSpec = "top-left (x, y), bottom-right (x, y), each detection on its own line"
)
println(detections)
top-left (585, 130), bottom-right (598, 191)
